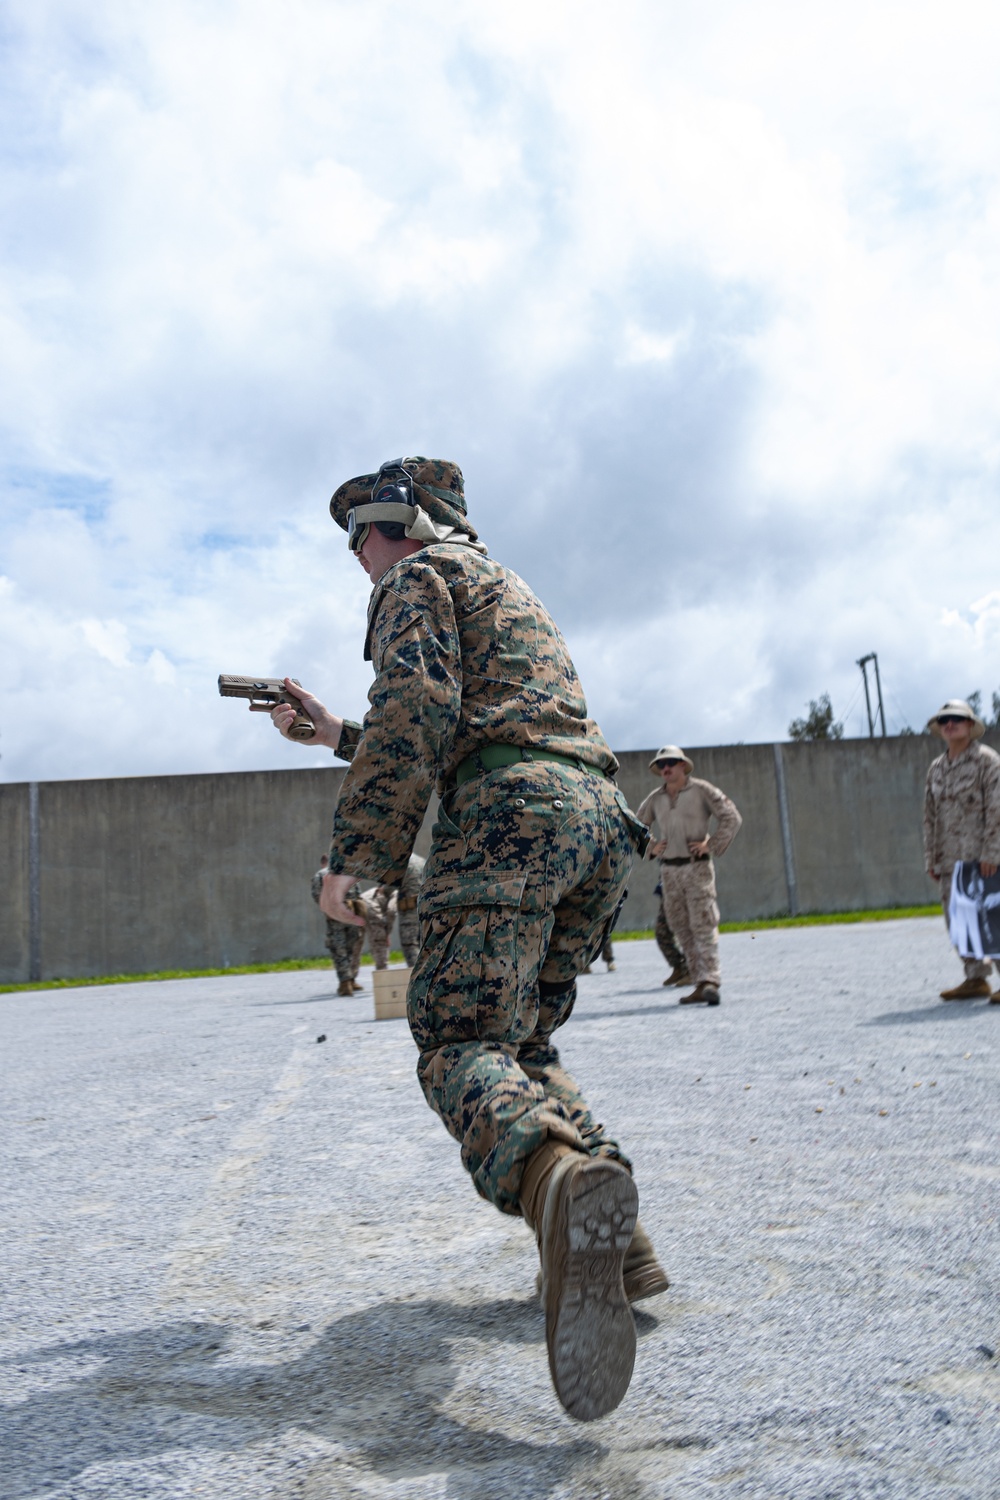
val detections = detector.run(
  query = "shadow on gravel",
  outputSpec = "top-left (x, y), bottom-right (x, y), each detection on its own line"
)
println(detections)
top-left (2, 1298), bottom-right (607, 1499)
top-left (576, 1002), bottom-right (687, 1023)
top-left (862, 1003), bottom-right (999, 1026)
top-left (249, 991), bottom-right (343, 1006)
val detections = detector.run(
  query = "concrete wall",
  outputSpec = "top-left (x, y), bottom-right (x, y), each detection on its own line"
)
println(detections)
top-left (4, 732), bottom-right (997, 984)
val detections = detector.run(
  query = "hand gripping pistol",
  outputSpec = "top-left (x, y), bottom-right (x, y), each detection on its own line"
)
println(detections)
top-left (217, 675), bottom-right (316, 740)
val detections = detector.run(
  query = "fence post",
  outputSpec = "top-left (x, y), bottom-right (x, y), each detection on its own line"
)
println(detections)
top-left (772, 745), bottom-right (799, 917)
top-left (28, 781), bottom-right (41, 981)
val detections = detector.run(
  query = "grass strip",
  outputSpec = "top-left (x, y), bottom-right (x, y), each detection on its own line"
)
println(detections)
top-left (1, 906), bottom-right (941, 995)
top-left (0, 951), bottom-right (407, 995)
top-left (613, 904), bottom-right (940, 943)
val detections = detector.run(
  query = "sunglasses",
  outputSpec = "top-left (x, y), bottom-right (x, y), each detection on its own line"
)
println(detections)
top-left (938, 715), bottom-right (969, 726)
top-left (347, 459), bottom-right (416, 554)
top-left (656, 759), bottom-right (683, 768)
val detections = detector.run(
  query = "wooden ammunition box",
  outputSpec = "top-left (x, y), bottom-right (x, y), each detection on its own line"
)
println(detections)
top-left (372, 966), bottom-right (411, 1021)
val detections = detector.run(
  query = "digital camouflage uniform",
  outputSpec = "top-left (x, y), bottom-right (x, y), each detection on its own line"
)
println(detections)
top-left (326, 530), bottom-right (647, 1216)
top-left (395, 852), bottom-right (425, 965)
top-left (924, 740), bottom-right (1000, 982)
top-left (652, 882), bottom-right (685, 971)
top-left (368, 854), bottom-right (426, 968)
top-left (359, 886), bottom-right (394, 969)
top-left (311, 867), bottom-right (365, 987)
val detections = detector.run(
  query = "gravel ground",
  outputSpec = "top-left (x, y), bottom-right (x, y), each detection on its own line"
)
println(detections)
top-left (2, 918), bottom-right (998, 1500)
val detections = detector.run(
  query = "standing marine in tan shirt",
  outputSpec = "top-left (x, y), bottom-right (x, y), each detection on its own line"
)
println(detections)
top-left (637, 746), bottom-right (742, 1006)
top-left (923, 698), bottom-right (1000, 1002)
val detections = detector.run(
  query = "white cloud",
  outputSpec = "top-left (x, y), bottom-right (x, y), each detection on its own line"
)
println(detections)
top-left (2, 0), bottom-right (1000, 782)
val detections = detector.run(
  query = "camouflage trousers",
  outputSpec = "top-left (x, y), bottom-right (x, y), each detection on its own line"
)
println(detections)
top-left (940, 866), bottom-right (996, 981)
top-left (654, 902), bottom-right (684, 970)
top-left (325, 918), bottom-right (365, 986)
top-left (659, 859), bottom-right (720, 986)
top-left (408, 762), bottom-right (643, 1215)
top-left (360, 889), bottom-right (394, 969)
top-left (398, 907), bottom-right (420, 966)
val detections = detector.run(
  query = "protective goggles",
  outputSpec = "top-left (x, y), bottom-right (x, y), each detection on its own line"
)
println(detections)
top-left (346, 458), bottom-right (419, 553)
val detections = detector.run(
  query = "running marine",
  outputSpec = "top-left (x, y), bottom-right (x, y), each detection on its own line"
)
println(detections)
top-left (269, 456), bottom-right (664, 1421)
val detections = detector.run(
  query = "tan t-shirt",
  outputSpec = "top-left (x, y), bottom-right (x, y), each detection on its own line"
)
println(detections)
top-left (637, 777), bottom-right (742, 859)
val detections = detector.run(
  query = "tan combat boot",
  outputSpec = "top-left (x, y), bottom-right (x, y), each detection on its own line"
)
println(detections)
top-left (622, 1221), bottom-right (670, 1300)
top-left (337, 978), bottom-right (353, 997)
top-left (680, 981), bottom-right (720, 1006)
top-left (520, 1140), bottom-right (638, 1422)
top-left (534, 1218), bottom-right (669, 1303)
top-left (662, 965), bottom-right (690, 987)
top-left (940, 977), bottom-right (992, 1000)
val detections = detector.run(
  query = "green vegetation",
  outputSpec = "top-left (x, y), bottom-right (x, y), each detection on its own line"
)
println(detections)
top-left (614, 904), bottom-right (939, 943)
top-left (0, 906), bottom-right (943, 994)
top-left (0, 951), bottom-right (406, 996)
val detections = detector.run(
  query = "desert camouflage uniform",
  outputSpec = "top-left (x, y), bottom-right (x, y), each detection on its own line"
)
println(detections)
top-left (327, 543), bottom-right (646, 1214)
top-left (311, 868), bottom-right (365, 987)
top-left (637, 778), bottom-right (741, 988)
top-left (924, 740), bottom-right (1000, 982)
top-left (359, 886), bottom-right (394, 969)
top-left (395, 852), bottom-right (425, 965)
top-left (370, 854), bottom-right (426, 967)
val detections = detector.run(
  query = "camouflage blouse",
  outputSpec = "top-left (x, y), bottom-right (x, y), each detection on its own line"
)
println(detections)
top-left (327, 545), bottom-right (616, 882)
top-left (923, 740), bottom-right (1000, 873)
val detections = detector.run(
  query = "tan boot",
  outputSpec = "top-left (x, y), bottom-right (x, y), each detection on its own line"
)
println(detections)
top-left (622, 1221), bottom-right (670, 1300)
top-left (522, 1142), bottom-right (637, 1422)
top-left (940, 977), bottom-right (991, 1000)
top-left (680, 981), bottom-right (720, 1005)
top-left (337, 978), bottom-right (353, 997)
top-left (663, 966), bottom-right (690, 987)
top-left (535, 1216), bottom-right (669, 1303)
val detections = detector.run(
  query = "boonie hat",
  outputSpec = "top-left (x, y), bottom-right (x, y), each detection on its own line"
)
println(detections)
top-left (649, 745), bottom-right (693, 773)
top-left (926, 698), bottom-right (985, 740)
top-left (330, 456), bottom-right (476, 539)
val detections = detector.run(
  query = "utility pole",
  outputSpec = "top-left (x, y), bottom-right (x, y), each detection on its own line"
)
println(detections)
top-left (856, 653), bottom-right (887, 737)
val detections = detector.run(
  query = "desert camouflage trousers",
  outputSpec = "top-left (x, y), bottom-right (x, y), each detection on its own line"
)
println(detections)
top-left (408, 761), bottom-right (644, 1215)
top-left (940, 866), bottom-right (996, 981)
top-left (359, 892), bottom-right (422, 968)
top-left (360, 889), bottom-right (394, 969)
top-left (660, 858), bottom-right (720, 986)
top-left (325, 918), bottom-right (365, 986)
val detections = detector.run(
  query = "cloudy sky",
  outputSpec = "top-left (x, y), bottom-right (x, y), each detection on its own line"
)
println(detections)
top-left (2, 0), bottom-right (999, 783)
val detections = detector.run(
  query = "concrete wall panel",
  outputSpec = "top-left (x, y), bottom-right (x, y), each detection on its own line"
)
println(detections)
top-left (5, 731), bottom-right (997, 982)
top-left (38, 768), bottom-right (348, 980)
top-left (0, 783), bottom-right (30, 983)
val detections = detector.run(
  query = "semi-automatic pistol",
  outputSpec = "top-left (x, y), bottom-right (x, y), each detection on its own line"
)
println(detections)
top-left (217, 675), bottom-right (316, 740)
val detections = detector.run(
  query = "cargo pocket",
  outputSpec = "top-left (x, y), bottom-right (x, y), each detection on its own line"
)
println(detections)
top-left (411, 872), bottom-right (547, 1048)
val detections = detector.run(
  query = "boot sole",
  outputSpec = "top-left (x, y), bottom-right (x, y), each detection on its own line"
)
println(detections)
top-left (542, 1159), bottom-right (638, 1422)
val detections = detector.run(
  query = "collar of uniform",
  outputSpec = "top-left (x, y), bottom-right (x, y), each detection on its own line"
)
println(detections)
top-left (943, 741), bottom-right (979, 770)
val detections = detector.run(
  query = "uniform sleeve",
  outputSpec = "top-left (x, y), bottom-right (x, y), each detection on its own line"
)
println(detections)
top-left (327, 567), bottom-right (462, 883)
top-left (704, 782), bottom-right (742, 857)
top-left (981, 752), bottom-right (1000, 864)
top-left (636, 790), bottom-right (657, 826)
top-left (923, 763), bottom-right (938, 872)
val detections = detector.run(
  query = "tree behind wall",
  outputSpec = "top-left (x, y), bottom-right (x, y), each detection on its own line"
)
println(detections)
top-left (788, 693), bottom-right (844, 741)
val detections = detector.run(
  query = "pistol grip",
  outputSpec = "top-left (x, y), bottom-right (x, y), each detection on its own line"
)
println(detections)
top-left (287, 712), bottom-right (316, 741)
